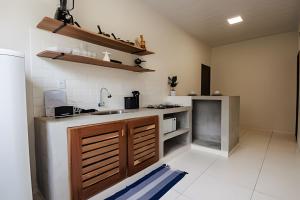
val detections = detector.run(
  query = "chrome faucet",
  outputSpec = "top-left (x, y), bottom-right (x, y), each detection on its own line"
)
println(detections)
top-left (98, 88), bottom-right (112, 107)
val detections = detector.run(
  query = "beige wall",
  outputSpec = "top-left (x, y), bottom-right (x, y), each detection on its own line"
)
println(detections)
top-left (211, 32), bottom-right (298, 133)
top-left (1, 0), bottom-right (211, 115)
top-left (0, 0), bottom-right (211, 195)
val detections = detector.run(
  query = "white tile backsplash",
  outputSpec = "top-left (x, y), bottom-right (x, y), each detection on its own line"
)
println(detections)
top-left (30, 29), bottom-right (169, 116)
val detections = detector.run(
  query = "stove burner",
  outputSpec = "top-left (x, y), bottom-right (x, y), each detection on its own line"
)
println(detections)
top-left (146, 104), bottom-right (182, 109)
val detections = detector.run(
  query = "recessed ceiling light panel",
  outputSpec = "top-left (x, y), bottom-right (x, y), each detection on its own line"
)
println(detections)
top-left (227, 16), bottom-right (243, 25)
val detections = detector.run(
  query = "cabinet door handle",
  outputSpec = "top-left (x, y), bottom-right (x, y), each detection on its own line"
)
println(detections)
top-left (122, 130), bottom-right (125, 137)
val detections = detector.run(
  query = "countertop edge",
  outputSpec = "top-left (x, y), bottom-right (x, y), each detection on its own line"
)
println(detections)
top-left (34, 107), bottom-right (191, 126)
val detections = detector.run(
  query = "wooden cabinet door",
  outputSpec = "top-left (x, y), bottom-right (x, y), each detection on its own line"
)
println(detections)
top-left (68, 121), bottom-right (127, 200)
top-left (127, 116), bottom-right (159, 176)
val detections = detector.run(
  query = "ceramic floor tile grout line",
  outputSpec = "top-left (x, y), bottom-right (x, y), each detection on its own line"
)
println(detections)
top-left (249, 131), bottom-right (274, 200)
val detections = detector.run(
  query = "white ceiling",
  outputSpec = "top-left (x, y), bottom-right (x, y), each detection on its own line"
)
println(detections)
top-left (142, 0), bottom-right (300, 47)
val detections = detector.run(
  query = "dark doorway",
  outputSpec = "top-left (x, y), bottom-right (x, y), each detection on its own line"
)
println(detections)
top-left (201, 64), bottom-right (211, 96)
top-left (296, 52), bottom-right (299, 140)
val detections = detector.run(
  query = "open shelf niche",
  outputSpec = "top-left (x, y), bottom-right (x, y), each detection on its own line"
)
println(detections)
top-left (164, 133), bottom-right (190, 157)
top-left (192, 100), bottom-right (222, 150)
top-left (162, 111), bottom-right (191, 158)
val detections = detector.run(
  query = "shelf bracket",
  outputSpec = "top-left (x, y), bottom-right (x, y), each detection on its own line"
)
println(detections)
top-left (52, 53), bottom-right (65, 60)
top-left (53, 22), bottom-right (67, 33)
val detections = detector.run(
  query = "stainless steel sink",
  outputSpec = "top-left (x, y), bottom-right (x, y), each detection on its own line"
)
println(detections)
top-left (91, 109), bottom-right (128, 115)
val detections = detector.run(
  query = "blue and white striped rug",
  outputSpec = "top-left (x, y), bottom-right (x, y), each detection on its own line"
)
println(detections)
top-left (105, 164), bottom-right (187, 200)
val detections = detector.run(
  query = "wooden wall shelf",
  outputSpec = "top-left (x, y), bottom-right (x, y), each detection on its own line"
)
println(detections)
top-left (37, 17), bottom-right (154, 56)
top-left (37, 51), bottom-right (155, 72)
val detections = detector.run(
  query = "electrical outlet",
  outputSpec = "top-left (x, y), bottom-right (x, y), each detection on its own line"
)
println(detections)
top-left (57, 80), bottom-right (66, 89)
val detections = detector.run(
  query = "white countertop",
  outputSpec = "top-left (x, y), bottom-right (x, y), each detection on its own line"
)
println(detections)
top-left (166, 96), bottom-right (240, 106)
top-left (36, 107), bottom-right (191, 127)
top-left (191, 96), bottom-right (239, 100)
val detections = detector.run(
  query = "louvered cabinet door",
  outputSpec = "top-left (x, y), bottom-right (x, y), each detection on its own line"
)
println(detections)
top-left (68, 121), bottom-right (127, 200)
top-left (127, 116), bottom-right (159, 176)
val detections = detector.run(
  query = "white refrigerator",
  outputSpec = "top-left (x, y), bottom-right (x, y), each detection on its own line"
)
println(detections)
top-left (0, 49), bottom-right (32, 200)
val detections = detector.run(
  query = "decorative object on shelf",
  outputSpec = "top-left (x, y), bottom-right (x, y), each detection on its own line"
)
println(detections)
top-left (139, 35), bottom-right (146, 49)
top-left (134, 58), bottom-right (146, 68)
top-left (70, 46), bottom-right (97, 58)
top-left (46, 47), bottom-right (72, 54)
top-left (37, 51), bottom-right (155, 72)
top-left (102, 51), bottom-right (111, 62)
top-left (89, 51), bottom-right (97, 58)
top-left (55, 0), bottom-right (74, 24)
top-left (73, 21), bottom-right (81, 28)
top-left (54, 0), bottom-right (80, 28)
top-left (212, 90), bottom-right (222, 96)
top-left (188, 91), bottom-right (197, 96)
top-left (71, 48), bottom-right (80, 56)
top-left (168, 76), bottom-right (178, 96)
top-left (37, 17), bottom-right (154, 55)
top-left (111, 33), bottom-right (118, 40)
top-left (126, 40), bottom-right (135, 46)
top-left (111, 33), bottom-right (135, 46)
top-left (97, 25), bottom-right (110, 37)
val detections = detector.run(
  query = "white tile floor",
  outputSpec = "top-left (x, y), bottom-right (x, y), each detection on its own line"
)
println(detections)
top-left (36, 129), bottom-right (299, 200)
top-left (161, 129), bottom-right (300, 200)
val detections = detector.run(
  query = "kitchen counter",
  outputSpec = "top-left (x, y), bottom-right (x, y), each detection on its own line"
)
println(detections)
top-left (167, 96), bottom-right (240, 156)
top-left (37, 107), bottom-right (190, 125)
top-left (35, 106), bottom-right (191, 200)
top-left (166, 95), bottom-right (240, 105)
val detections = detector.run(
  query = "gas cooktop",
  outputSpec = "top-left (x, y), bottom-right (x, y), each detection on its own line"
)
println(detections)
top-left (146, 104), bottom-right (182, 109)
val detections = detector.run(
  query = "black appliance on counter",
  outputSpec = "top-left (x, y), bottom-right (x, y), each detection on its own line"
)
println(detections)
top-left (125, 91), bottom-right (140, 109)
top-left (54, 106), bottom-right (96, 118)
